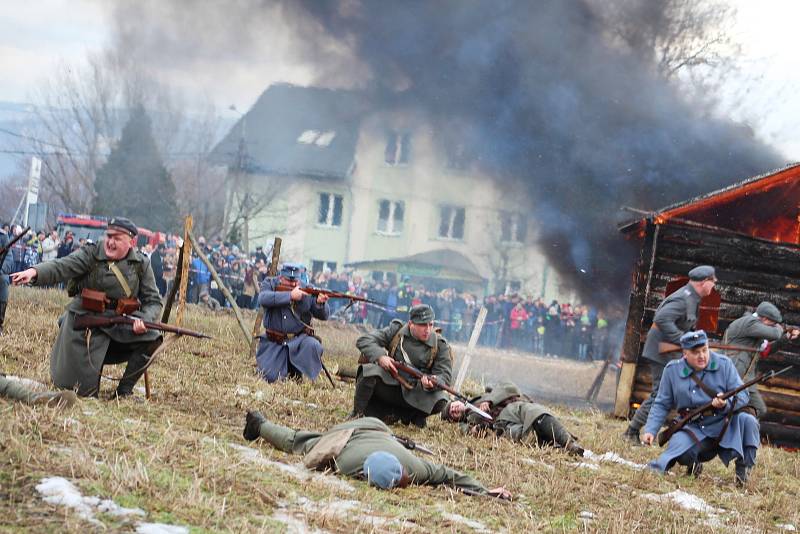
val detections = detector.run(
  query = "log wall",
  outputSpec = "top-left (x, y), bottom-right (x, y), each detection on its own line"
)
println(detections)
top-left (615, 221), bottom-right (800, 447)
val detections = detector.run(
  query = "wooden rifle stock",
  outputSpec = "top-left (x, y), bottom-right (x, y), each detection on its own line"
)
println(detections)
top-left (0, 226), bottom-right (31, 261)
top-left (658, 341), bottom-right (771, 355)
top-left (73, 314), bottom-right (212, 339)
top-left (393, 361), bottom-right (493, 421)
top-left (275, 283), bottom-right (381, 305)
top-left (656, 365), bottom-right (793, 446)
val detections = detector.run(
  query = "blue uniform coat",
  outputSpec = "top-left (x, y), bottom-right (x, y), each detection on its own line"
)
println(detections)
top-left (255, 277), bottom-right (330, 382)
top-left (644, 352), bottom-right (760, 471)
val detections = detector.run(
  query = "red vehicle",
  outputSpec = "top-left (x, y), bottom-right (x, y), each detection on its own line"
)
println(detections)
top-left (56, 213), bottom-right (163, 249)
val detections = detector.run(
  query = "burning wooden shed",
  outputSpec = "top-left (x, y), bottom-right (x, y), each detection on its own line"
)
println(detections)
top-left (615, 163), bottom-right (800, 447)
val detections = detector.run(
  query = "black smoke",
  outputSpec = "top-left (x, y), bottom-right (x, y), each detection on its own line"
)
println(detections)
top-left (109, 0), bottom-right (785, 306)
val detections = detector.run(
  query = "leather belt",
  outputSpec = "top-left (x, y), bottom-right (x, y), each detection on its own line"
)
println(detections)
top-left (265, 327), bottom-right (314, 344)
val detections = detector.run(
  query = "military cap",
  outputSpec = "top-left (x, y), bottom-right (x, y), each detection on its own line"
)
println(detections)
top-left (107, 217), bottom-right (138, 237)
top-left (409, 304), bottom-right (435, 324)
top-left (688, 265), bottom-right (716, 281)
top-left (680, 330), bottom-right (708, 349)
top-left (756, 301), bottom-right (782, 323)
top-left (279, 262), bottom-right (302, 280)
top-left (363, 451), bottom-right (403, 489)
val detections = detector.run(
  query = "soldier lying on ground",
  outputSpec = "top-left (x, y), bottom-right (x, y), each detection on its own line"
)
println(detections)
top-left (243, 411), bottom-right (511, 499)
top-left (441, 381), bottom-right (585, 456)
top-left (352, 304), bottom-right (452, 428)
top-left (11, 217), bottom-right (162, 398)
top-left (0, 374), bottom-right (77, 408)
top-left (642, 330), bottom-right (760, 487)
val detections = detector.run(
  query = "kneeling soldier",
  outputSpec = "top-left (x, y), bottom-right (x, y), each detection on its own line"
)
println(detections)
top-left (243, 411), bottom-right (510, 499)
top-left (12, 217), bottom-right (162, 397)
top-left (442, 381), bottom-right (584, 456)
top-left (352, 304), bottom-right (452, 427)
top-left (642, 330), bottom-right (760, 486)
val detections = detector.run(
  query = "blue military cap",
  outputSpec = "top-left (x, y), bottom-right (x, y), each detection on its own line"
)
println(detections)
top-left (680, 330), bottom-right (708, 349)
top-left (756, 301), bottom-right (782, 323)
top-left (688, 265), bottom-right (716, 281)
top-left (363, 451), bottom-right (403, 489)
top-left (279, 262), bottom-right (302, 280)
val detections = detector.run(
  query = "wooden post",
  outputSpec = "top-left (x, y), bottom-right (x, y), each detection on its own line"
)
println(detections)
top-left (249, 237), bottom-right (281, 358)
top-left (454, 306), bottom-right (488, 391)
top-left (187, 229), bottom-right (251, 345)
top-left (176, 216), bottom-right (194, 326)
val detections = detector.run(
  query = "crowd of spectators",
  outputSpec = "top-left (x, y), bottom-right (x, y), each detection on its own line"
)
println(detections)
top-left (2, 223), bottom-right (617, 361)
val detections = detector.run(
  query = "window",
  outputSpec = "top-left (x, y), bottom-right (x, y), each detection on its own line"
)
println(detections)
top-left (311, 260), bottom-right (337, 274)
top-left (438, 205), bottom-right (465, 239)
top-left (377, 199), bottom-right (404, 234)
top-left (318, 193), bottom-right (343, 227)
top-left (500, 212), bottom-right (527, 243)
top-left (298, 130), bottom-right (336, 147)
top-left (384, 131), bottom-right (411, 165)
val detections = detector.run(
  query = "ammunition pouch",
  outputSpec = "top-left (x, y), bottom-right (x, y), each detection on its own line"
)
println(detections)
top-left (80, 288), bottom-right (140, 315)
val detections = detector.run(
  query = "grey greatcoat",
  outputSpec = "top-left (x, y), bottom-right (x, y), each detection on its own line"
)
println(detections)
top-left (460, 382), bottom-right (551, 439)
top-left (642, 283), bottom-right (702, 363)
top-left (356, 320), bottom-right (452, 414)
top-left (33, 242), bottom-right (162, 396)
top-left (0, 236), bottom-right (13, 302)
top-left (723, 312), bottom-right (782, 417)
top-left (255, 277), bottom-right (330, 382)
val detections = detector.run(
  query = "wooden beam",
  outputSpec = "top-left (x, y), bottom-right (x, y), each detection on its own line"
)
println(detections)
top-left (250, 237), bottom-right (281, 358)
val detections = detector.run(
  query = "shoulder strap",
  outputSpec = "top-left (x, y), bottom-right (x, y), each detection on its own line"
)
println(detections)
top-left (689, 372), bottom-right (719, 399)
top-left (426, 336), bottom-right (439, 370)
top-left (108, 262), bottom-right (133, 297)
top-left (389, 327), bottom-right (403, 360)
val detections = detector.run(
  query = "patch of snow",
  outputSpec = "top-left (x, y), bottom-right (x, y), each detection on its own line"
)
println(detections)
top-left (777, 524), bottom-right (797, 532)
top-left (63, 417), bottom-right (80, 428)
top-left (123, 418), bottom-right (139, 425)
top-left (441, 511), bottom-right (490, 533)
top-left (573, 462), bottom-right (599, 470)
top-left (4, 375), bottom-right (46, 391)
top-left (291, 400), bottom-right (318, 409)
top-left (136, 523), bottom-right (190, 534)
top-left (49, 446), bottom-right (74, 455)
top-left (82, 410), bottom-right (96, 416)
top-left (521, 458), bottom-right (555, 471)
top-left (584, 450), bottom-right (646, 470)
top-left (254, 391), bottom-right (264, 401)
top-left (578, 511), bottom-right (595, 520)
top-left (642, 490), bottom-right (722, 514)
top-left (36, 477), bottom-right (146, 525)
top-left (235, 385), bottom-right (250, 396)
top-left (272, 508), bottom-right (326, 534)
top-left (134, 386), bottom-right (146, 394)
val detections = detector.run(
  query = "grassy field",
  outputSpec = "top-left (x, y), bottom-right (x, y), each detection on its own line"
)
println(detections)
top-left (1, 286), bottom-right (799, 533)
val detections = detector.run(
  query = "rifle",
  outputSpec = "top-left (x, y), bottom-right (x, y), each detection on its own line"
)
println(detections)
top-left (393, 361), bottom-right (493, 422)
top-left (74, 314), bottom-right (212, 339)
top-left (658, 341), bottom-right (772, 355)
top-left (276, 283), bottom-right (381, 306)
top-left (0, 226), bottom-right (31, 263)
top-left (393, 434), bottom-right (433, 455)
top-left (656, 365), bottom-right (793, 446)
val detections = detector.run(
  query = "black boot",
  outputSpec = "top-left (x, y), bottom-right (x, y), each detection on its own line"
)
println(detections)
top-left (621, 426), bottom-right (642, 446)
top-left (115, 352), bottom-right (151, 397)
top-left (243, 410), bottom-right (267, 441)
top-left (349, 375), bottom-right (377, 419)
top-left (686, 462), bottom-right (704, 477)
top-left (0, 301), bottom-right (6, 336)
top-left (735, 462), bottom-right (751, 487)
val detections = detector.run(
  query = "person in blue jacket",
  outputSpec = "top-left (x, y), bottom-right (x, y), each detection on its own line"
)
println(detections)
top-left (642, 330), bottom-right (760, 486)
top-left (255, 263), bottom-right (330, 382)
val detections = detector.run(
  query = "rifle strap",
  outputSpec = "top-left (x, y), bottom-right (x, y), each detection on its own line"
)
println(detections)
top-left (689, 372), bottom-right (719, 400)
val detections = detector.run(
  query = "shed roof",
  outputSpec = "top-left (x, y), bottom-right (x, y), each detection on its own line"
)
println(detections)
top-left (346, 249), bottom-right (486, 283)
top-left (620, 162), bottom-right (800, 243)
top-left (210, 83), bottom-right (366, 179)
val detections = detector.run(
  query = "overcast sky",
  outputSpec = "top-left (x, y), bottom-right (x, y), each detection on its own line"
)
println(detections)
top-left (0, 0), bottom-right (798, 156)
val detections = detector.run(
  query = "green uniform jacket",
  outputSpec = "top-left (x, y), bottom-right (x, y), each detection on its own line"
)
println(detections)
top-left (462, 382), bottom-right (550, 440)
top-left (290, 417), bottom-right (487, 494)
top-left (34, 242), bottom-right (162, 395)
top-left (723, 312), bottom-right (783, 380)
top-left (356, 320), bottom-right (452, 413)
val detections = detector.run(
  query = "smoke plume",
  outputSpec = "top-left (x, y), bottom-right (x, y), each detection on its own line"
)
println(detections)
top-left (109, 0), bottom-right (785, 305)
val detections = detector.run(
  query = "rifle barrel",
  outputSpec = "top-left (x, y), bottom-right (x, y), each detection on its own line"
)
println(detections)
top-left (0, 226), bottom-right (31, 259)
top-left (74, 314), bottom-right (212, 339)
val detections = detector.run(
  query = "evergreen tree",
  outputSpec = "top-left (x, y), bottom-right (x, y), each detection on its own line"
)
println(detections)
top-left (93, 105), bottom-right (179, 232)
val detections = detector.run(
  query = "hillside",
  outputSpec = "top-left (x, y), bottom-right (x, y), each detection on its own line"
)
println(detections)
top-left (1, 287), bottom-right (798, 533)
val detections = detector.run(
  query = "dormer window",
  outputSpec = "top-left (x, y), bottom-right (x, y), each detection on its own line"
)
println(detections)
top-left (298, 130), bottom-right (336, 146)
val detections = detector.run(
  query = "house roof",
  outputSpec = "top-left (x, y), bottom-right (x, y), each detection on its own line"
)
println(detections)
top-left (346, 249), bottom-right (486, 283)
top-left (210, 83), bottom-right (366, 179)
top-left (619, 162), bottom-right (800, 243)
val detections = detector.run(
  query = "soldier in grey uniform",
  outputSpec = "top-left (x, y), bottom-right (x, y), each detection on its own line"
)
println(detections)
top-left (722, 301), bottom-right (795, 418)
top-left (242, 411), bottom-right (510, 498)
top-left (352, 304), bottom-right (452, 428)
top-left (0, 226), bottom-right (12, 336)
top-left (0, 374), bottom-right (77, 408)
top-left (441, 381), bottom-right (584, 455)
top-left (622, 265), bottom-right (717, 444)
top-left (12, 217), bottom-right (162, 398)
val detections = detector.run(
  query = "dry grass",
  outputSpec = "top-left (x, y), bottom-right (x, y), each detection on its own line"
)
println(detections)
top-left (1, 286), bottom-right (799, 533)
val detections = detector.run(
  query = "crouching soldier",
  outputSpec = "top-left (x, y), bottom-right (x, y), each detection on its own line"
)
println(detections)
top-left (242, 410), bottom-right (510, 499)
top-left (642, 330), bottom-right (760, 486)
top-left (352, 304), bottom-right (452, 428)
top-left (255, 263), bottom-right (330, 382)
top-left (11, 218), bottom-right (162, 398)
top-left (442, 381), bottom-right (584, 456)
top-left (1, 374), bottom-right (77, 409)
